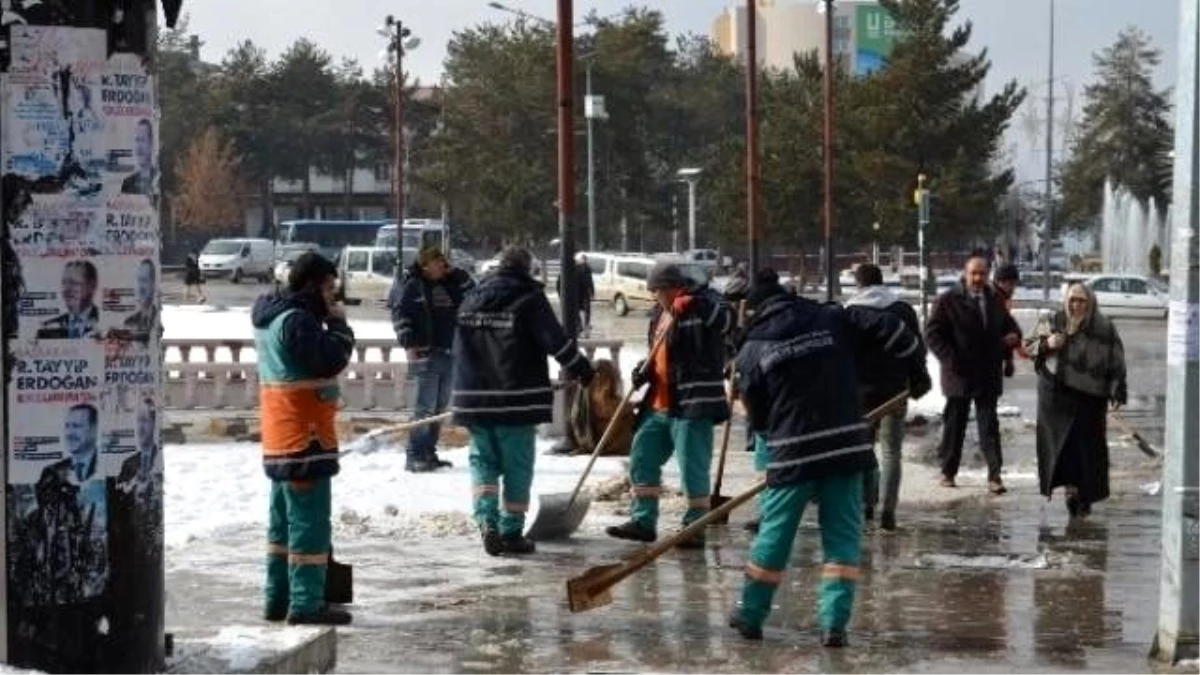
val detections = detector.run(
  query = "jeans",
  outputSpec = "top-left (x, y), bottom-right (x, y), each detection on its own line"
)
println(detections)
top-left (864, 404), bottom-right (907, 515)
top-left (406, 350), bottom-right (453, 462)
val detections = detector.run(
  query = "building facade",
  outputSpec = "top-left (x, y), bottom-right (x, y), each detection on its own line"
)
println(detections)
top-left (712, 0), bottom-right (902, 75)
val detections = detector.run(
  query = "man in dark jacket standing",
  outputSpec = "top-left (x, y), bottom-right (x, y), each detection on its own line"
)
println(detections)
top-left (252, 252), bottom-right (355, 625)
top-left (925, 252), bottom-right (1022, 494)
top-left (389, 247), bottom-right (476, 472)
top-left (728, 270), bottom-right (929, 646)
top-left (845, 263), bottom-right (927, 531)
top-left (452, 248), bottom-right (595, 556)
top-left (606, 263), bottom-right (733, 547)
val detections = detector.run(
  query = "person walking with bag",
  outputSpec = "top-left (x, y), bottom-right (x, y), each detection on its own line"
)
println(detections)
top-left (1025, 282), bottom-right (1127, 517)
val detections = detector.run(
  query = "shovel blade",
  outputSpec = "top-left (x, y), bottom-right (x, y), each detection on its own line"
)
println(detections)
top-left (524, 492), bottom-right (592, 541)
top-left (708, 495), bottom-right (732, 525)
top-left (566, 563), bottom-right (622, 613)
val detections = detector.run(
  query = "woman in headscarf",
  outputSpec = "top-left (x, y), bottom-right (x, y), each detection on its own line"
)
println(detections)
top-left (1025, 282), bottom-right (1127, 517)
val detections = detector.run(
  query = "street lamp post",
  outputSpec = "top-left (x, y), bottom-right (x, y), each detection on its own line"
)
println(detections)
top-left (380, 14), bottom-right (420, 281)
top-left (678, 168), bottom-right (702, 251)
top-left (1041, 0), bottom-right (1056, 302)
top-left (822, 0), bottom-right (837, 301)
top-left (872, 221), bottom-right (881, 265)
top-left (585, 60), bottom-right (608, 252)
top-left (914, 174), bottom-right (931, 322)
top-left (555, 0), bottom-right (579, 339)
top-left (746, 0), bottom-right (761, 276)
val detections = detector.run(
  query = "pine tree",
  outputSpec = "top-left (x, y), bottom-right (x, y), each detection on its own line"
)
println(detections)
top-left (1059, 28), bottom-right (1173, 227)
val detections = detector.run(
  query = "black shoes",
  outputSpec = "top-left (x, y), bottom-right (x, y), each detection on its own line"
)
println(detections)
top-left (264, 607), bottom-right (287, 622)
top-left (405, 459), bottom-right (439, 473)
top-left (675, 531), bottom-right (706, 550)
top-left (864, 506), bottom-right (875, 523)
top-left (728, 610), bottom-right (764, 641)
top-left (822, 629), bottom-right (848, 648)
top-left (744, 518), bottom-right (761, 534)
top-left (287, 606), bottom-right (352, 626)
top-left (879, 510), bottom-right (897, 532)
top-left (500, 533), bottom-right (536, 555)
top-left (481, 524), bottom-right (504, 556)
top-left (605, 520), bottom-right (657, 543)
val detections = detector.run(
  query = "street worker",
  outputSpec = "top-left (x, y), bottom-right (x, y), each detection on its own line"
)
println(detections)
top-left (451, 247), bottom-right (595, 556)
top-left (252, 252), bottom-right (355, 625)
top-left (728, 269), bottom-right (930, 646)
top-left (389, 247), bottom-right (476, 473)
top-left (606, 262), bottom-right (734, 547)
top-left (844, 263), bottom-right (927, 531)
top-left (926, 251), bottom-right (1022, 494)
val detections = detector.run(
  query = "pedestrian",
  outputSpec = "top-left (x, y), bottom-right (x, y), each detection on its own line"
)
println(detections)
top-left (451, 247), bottom-right (595, 556)
top-left (728, 270), bottom-right (929, 645)
top-left (844, 263), bottom-right (927, 531)
top-left (925, 251), bottom-right (1022, 494)
top-left (389, 247), bottom-right (476, 473)
top-left (606, 262), bottom-right (733, 547)
top-left (184, 249), bottom-right (206, 304)
top-left (724, 262), bottom-right (750, 304)
top-left (992, 263), bottom-right (1026, 374)
top-left (556, 252), bottom-right (596, 333)
top-left (1025, 282), bottom-right (1127, 517)
top-left (252, 251), bottom-right (355, 625)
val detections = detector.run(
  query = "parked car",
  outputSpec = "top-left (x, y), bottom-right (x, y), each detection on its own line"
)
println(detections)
top-left (450, 248), bottom-right (477, 275)
top-left (591, 253), bottom-right (711, 316)
top-left (273, 243), bottom-right (322, 284)
top-left (199, 238), bottom-right (274, 283)
top-left (1060, 274), bottom-right (1169, 319)
top-left (477, 252), bottom-right (544, 278)
top-left (338, 246), bottom-right (399, 305)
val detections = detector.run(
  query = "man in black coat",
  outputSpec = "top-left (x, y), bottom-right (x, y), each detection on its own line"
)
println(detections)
top-left (925, 252), bottom-right (1022, 494)
top-left (452, 247), bottom-right (594, 556)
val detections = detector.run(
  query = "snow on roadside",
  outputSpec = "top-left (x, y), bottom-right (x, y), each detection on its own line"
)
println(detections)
top-left (165, 439), bottom-right (626, 548)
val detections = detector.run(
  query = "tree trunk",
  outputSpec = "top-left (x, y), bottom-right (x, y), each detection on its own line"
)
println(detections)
top-left (344, 161), bottom-right (354, 218)
top-left (302, 166), bottom-right (312, 219)
top-left (260, 177), bottom-right (273, 239)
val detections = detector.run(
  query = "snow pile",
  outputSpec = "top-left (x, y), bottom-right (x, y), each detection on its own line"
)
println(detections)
top-left (165, 440), bottom-right (626, 548)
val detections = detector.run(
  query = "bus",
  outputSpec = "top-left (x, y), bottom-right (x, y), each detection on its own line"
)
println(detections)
top-left (374, 219), bottom-right (450, 267)
top-left (277, 219), bottom-right (387, 261)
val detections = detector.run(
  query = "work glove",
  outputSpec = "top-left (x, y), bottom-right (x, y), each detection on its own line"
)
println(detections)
top-left (910, 371), bottom-right (933, 400)
top-left (671, 294), bottom-right (694, 316)
top-left (631, 359), bottom-right (649, 389)
top-left (578, 365), bottom-right (595, 388)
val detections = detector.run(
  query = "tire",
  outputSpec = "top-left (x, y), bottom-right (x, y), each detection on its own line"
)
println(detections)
top-left (231, 268), bottom-right (242, 284)
top-left (614, 294), bottom-right (629, 317)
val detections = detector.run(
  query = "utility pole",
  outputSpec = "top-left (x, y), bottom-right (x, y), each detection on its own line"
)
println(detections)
top-left (1151, 0), bottom-right (1199, 665)
top-left (586, 61), bottom-right (597, 252)
top-left (823, 0), bottom-right (837, 301)
top-left (382, 15), bottom-right (419, 280)
top-left (746, 0), bottom-right (761, 276)
top-left (1041, 0), bottom-right (1055, 302)
top-left (915, 174), bottom-right (931, 322)
top-left (556, 0), bottom-right (578, 338)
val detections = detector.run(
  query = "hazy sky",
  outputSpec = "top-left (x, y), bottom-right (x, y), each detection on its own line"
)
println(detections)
top-left (182, 0), bottom-right (1181, 181)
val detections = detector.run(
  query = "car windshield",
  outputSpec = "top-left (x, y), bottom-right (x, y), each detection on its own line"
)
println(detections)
top-left (203, 241), bottom-right (243, 255)
top-left (282, 249), bottom-right (309, 262)
top-left (1148, 278), bottom-right (1169, 294)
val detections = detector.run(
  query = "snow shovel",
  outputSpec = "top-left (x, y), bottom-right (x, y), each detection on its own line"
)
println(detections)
top-left (525, 317), bottom-right (674, 541)
top-left (341, 411), bottom-right (454, 456)
top-left (1108, 411), bottom-right (1160, 458)
top-left (325, 546), bottom-right (353, 605)
top-left (707, 390), bottom-right (737, 526)
top-left (566, 389), bottom-right (910, 613)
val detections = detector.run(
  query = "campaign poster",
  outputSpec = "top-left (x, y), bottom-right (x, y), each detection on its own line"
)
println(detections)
top-left (8, 193), bottom-right (103, 258)
top-left (17, 256), bottom-right (106, 341)
top-left (100, 53), bottom-right (157, 198)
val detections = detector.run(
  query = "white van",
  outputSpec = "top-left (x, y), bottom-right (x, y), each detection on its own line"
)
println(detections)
top-left (590, 253), bottom-right (712, 316)
top-left (338, 246), bottom-right (399, 306)
top-left (199, 238), bottom-right (275, 283)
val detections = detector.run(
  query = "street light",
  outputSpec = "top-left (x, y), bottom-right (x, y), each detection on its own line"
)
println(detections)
top-left (584, 54), bottom-right (608, 252)
top-left (380, 14), bottom-right (420, 281)
top-left (872, 221), bottom-right (881, 265)
top-left (821, 0), bottom-right (837, 301)
top-left (677, 168), bottom-right (702, 252)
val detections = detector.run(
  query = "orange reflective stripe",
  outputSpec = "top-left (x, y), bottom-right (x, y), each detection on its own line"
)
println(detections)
top-left (288, 552), bottom-right (329, 566)
top-left (267, 542), bottom-right (287, 556)
top-left (745, 563), bottom-right (783, 585)
top-left (631, 485), bottom-right (662, 498)
top-left (822, 563), bottom-right (860, 580)
top-left (503, 501), bottom-right (529, 513)
top-left (260, 378), bottom-right (339, 391)
top-left (474, 484), bottom-right (500, 496)
top-left (260, 387), bottom-right (339, 457)
top-left (687, 496), bottom-right (710, 509)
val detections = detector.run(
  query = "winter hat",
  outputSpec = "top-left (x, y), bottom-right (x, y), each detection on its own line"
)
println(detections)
top-left (746, 268), bottom-right (786, 309)
top-left (288, 251), bottom-right (338, 292)
top-left (995, 263), bottom-right (1020, 283)
top-left (498, 246), bottom-right (533, 275)
top-left (417, 247), bottom-right (446, 267)
top-left (646, 263), bottom-right (689, 291)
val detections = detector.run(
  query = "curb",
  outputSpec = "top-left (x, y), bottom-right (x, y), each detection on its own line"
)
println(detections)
top-left (167, 625), bottom-right (336, 674)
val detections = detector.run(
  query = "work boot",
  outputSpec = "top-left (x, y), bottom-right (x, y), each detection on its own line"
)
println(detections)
top-left (481, 524), bottom-right (503, 557)
top-left (821, 629), bottom-right (848, 648)
top-left (728, 609), bottom-right (763, 641)
top-left (287, 606), bottom-right (352, 626)
top-left (500, 533), bottom-right (536, 555)
top-left (864, 505), bottom-right (875, 523)
top-left (263, 607), bottom-right (287, 622)
top-left (605, 520), bottom-right (656, 543)
top-left (939, 475), bottom-right (956, 488)
top-left (880, 510), bottom-right (897, 532)
top-left (744, 518), bottom-right (761, 534)
top-left (988, 480), bottom-right (1008, 495)
top-left (431, 455), bottom-right (453, 469)
top-left (405, 459), bottom-right (439, 473)
top-left (675, 529), bottom-right (705, 550)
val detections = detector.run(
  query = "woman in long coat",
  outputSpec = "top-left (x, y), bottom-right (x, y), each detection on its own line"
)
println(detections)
top-left (1025, 282), bottom-right (1127, 516)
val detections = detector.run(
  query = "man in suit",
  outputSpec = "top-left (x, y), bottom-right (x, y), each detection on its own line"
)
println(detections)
top-left (925, 252), bottom-right (1022, 494)
top-left (38, 260), bottom-right (100, 339)
top-left (122, 258), bottom-right (158, 341)
top-left (121, 119), bottom-right (156, 195)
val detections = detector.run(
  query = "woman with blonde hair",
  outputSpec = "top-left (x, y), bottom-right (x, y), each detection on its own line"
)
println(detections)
top-left (1025, 282), bottom-right (1127, 517)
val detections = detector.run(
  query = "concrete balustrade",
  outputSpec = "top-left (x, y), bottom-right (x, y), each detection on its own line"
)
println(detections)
top-left (162, 337), bottom-right (625, 413)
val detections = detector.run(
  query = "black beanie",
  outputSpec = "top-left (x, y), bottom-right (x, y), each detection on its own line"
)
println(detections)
top-left (288, 251), bottom-right (337, 292)
top-left (646, 263), bottom-right (689, 291)
top-left (746, 268), bottom-right (785, 309)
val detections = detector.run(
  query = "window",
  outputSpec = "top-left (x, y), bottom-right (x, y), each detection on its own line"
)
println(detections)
top-left (374, 163), bottom-right (391, 182)
top-left (1123, 278), bottom-right (1148, 294)
top-left (346, 251), bottom-right (369, 272)
top-left (1091, 278), bottom-right (1119, 293)
top-left (617, 262), bottom-right (649, 280)
top-left (372, 250), bottom-right (397, 278)
top-left (587, 257), bottom-right (607, 275)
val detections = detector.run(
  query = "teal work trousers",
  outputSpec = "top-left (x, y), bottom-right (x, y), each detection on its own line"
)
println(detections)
top-left (468, 425), bottom-right (536, 536)
top-left (629, 411), bottom-right (714, 532)
top-left (265, 477), bottom-right (332, 616)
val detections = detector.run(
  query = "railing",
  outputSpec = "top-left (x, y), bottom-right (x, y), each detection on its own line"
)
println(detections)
top-left (162, 337), bottom-right (625, 413)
